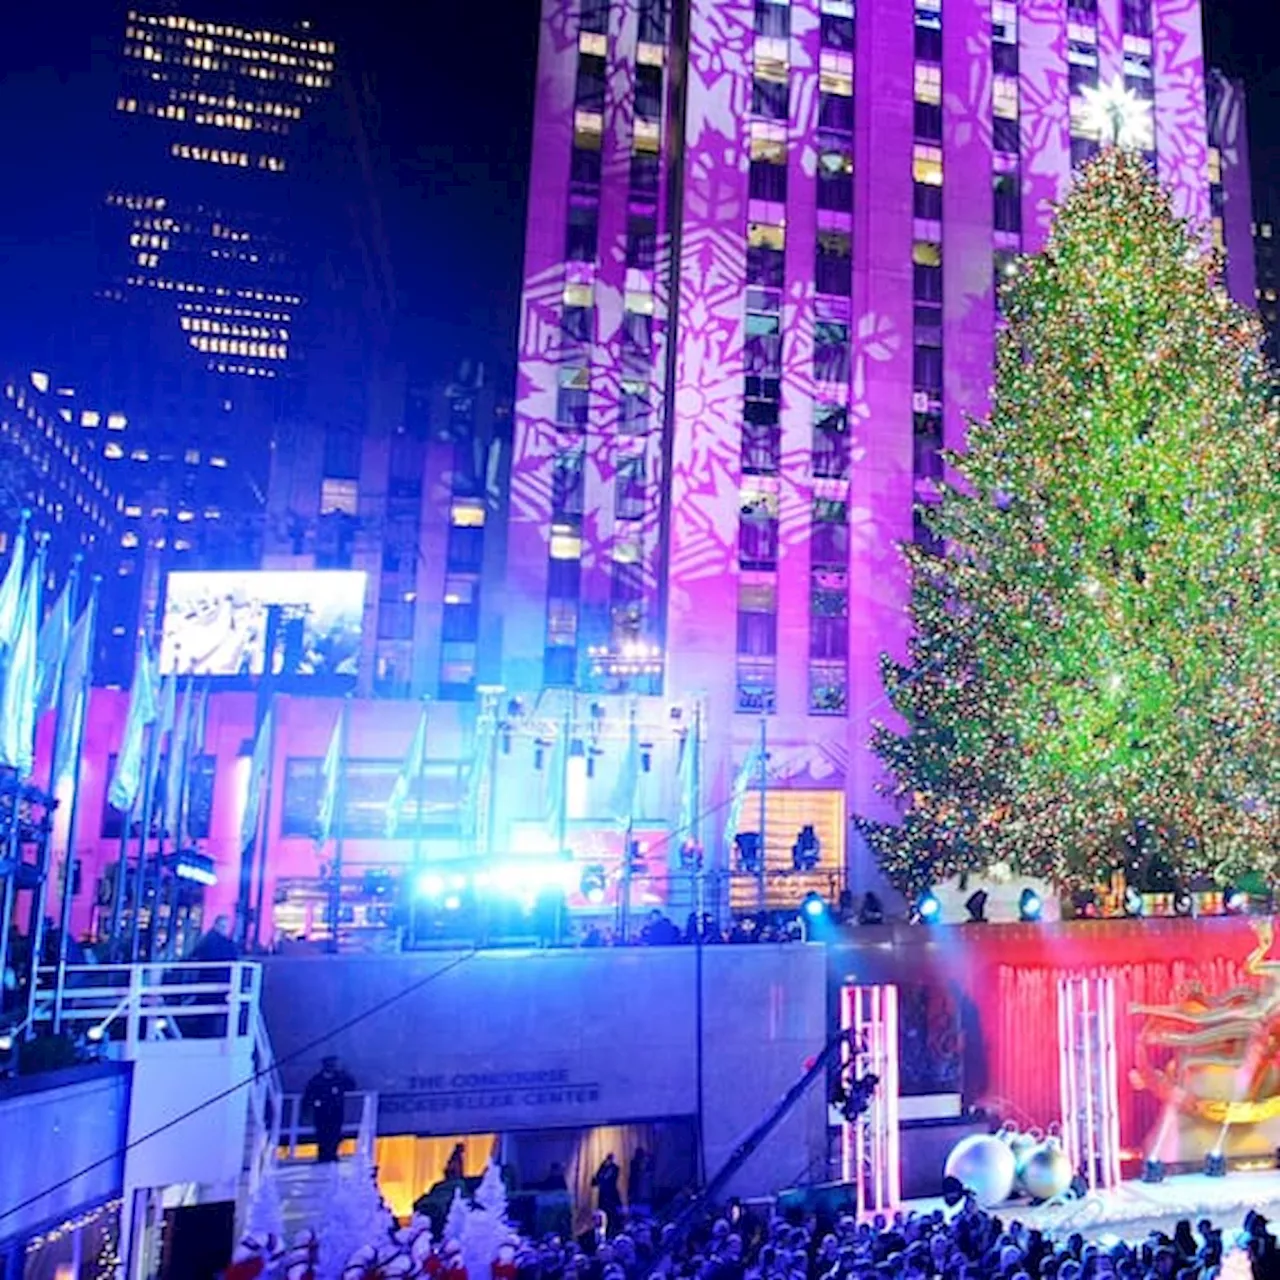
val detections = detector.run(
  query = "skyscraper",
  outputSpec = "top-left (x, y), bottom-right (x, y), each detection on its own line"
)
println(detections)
top-left (507, 0), bottom-right (1255, 891)
top-left (86, 3), bottom-right (338, 679)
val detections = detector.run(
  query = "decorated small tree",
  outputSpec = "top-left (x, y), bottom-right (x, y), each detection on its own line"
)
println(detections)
top-left (316, 1159), bottom-right (395, 1280)
top-left (864, 146), bottom-right (1280, 893)
top-left (460, 1165), bottom-right (515, 1280)
top-left (443, 1187), bottom-right (469, 1248)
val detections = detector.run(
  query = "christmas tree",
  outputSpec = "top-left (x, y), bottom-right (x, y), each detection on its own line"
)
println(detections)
top-left (864, 146), bottom-right (1279, 894)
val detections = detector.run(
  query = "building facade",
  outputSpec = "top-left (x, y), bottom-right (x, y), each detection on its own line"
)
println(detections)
top-left (505, 0), bottom-right (1255, 896)
top-left (1254, 202), bottom-right (1278, 369)
top-left (0, 371), bottom-right (122, 593)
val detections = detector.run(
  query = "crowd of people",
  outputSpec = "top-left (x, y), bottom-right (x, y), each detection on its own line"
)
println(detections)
top-left (509, 1195), bottom-right (1279, 1280)
top-left (577, 910), bottom-right (807, 949)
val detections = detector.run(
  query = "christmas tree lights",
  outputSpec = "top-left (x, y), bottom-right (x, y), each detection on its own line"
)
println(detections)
top-left (864, 148), bottom-right (1279, 895)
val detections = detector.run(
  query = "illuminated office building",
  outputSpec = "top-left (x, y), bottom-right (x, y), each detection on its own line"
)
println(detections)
top-left (0, 371), bottom-right (121, 590)
top-left (505, 0), bottom-right (1256, 889)
top-left (85, 4), bottom-right (338, 680)
top-left (1253, 202), bottom-right (1279, 368)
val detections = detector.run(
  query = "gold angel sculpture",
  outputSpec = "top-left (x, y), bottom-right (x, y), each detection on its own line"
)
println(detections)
top-left (1130, 920), bottom-right (1280, 1127)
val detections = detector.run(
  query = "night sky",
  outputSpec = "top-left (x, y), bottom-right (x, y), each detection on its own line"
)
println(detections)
top-left (0, 0), bottom-right (1274, 385)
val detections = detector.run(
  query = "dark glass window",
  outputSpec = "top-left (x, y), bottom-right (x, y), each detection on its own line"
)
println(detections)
top-left (821, 13), bottom-right (854, 50)
top-left (566, 202), bottom-right (599, 261)
top-left (552, 449), bottom-right (585, 518)
top-left (818, 93), bottom-right (853, 133)
top-left (994, 171), bottom-right (1021, 232)
top-left (914, 183), bottom-right (943, 220)
top-left (753, 78), bottom-right (788, 121)
top-left (816, 146), bottom-right (853, 210)
top-left (814, 321), bottom-right (849, 383)
top-left (993, 117), bottom-right (1020, 154)
top-left (816, 231), bottom-right (852, 295)
top-left (575, 54), bottom-right (606, 111)
top-left (626, 215), bottom-right (656, 270)
top-left (754, 0), bottom-right (789, 38)
top-left (635, 64), bottom-right (663, 119)
top-left (749, 157), bottom-right (787, 202)
top-left (914, 101), bottom-right (942, 140)
top-left (615, 454), bottom-right (647, 520)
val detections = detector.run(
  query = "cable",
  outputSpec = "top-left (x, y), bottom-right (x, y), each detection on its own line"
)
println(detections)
top-left (0, 946), bottom-right (479, 1228)
top-left (6, 650), bottom-right (956, 1225)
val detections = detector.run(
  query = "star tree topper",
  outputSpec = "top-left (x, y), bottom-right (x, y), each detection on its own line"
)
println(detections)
top-left (1079, 77), bottom-right (1154, 150)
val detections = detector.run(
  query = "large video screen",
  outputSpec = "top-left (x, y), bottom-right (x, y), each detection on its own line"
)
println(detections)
top-left (160, 570), bottom-right (366, 679)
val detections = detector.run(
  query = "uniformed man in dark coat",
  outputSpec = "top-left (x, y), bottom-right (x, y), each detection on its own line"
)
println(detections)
top-left (302, 1055), bottom-right (356, 1162)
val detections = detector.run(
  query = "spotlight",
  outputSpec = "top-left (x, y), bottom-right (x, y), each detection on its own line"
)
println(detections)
top-left (579, 865), bottom-right (607, 906)
top-left (0, 1032), bottom-right (12, 1054)
top-left (858, 892), bottom-right (885, 926)
top-left (443, 894), bottom-right (462, 911)
top-left (912, 890), bottom-right (941, 925)
top-left (1019, 888), bottom-right (1043, 923)
top-left (792, 824), bottom-right (821, 871)
top-left (86, 1025), bottom-right (104, 1044)
top-left (1141, 1158), bottom-right (1165, 1184)
top-left (965, 890), bottom-right (989, 924)
top-left (415, 871), bottom-right (445, 901)
top-left (1204, 1151), bottom-right (1227, 1178)
top-left (1124, 886), bottom-right (1144, 917)
top-left (1173, 887), bottom-right (1194, 917)
top-left (1224, 886), bottom-right (1247, 915)
top-left (801, 893), bottom-right (827, 920)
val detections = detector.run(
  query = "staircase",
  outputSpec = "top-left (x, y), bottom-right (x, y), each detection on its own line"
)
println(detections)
top-left (240, 1012), bottom-right (380, 1241)
top-left (273, 1160), bottom-right (369, 1238)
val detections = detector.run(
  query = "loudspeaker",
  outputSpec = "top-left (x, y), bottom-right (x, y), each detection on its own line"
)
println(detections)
top-left (160, 1201), bottom-right (235, 1280)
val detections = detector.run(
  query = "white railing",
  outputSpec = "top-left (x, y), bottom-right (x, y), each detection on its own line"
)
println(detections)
top-left (247, 1004), bottom-right (285, 1194)
top-left (276, 1090), bottom-right (380, 1164)
top-left (30, 961), bottom-right (262, 1054)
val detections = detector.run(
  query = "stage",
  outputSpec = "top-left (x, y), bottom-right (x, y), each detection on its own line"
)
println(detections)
top-left (909, 1169), bottom-right (1280, 1243)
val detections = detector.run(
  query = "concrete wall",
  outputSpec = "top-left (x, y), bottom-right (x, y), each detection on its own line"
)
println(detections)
top-left (261, 943), bottom-right (829, 1198)
top-left (0, 1063), bottom-right (131, 1251)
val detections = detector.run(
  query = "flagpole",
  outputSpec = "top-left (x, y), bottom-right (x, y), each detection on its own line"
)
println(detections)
top-left (757, 713), bottom-right (767, 915)
top-left (409, 697), bottom-right (429, 950)
top-left (53, 576), bottom-right (100, 1033)
top-left (24, 555), bottom-right (82, 1038)
top-left (0, 531), bottom-right (46, 996)
top-left (326, 696), bottom-right (350, 955)
top-left (250, 701), bottom-right (278, 952)
top-left (620, 700), bottom-right (637, 943)
top-left (142, 684), bottom-right (180, 964)
top-left (128, 719), bottom-right (161, 962)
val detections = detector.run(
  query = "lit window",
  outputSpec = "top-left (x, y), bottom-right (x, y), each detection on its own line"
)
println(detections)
top-left (993, 76), bottom-right (1019, 120)
top-left (130, 447), bottom-right (150, 461)
top-left (913, 240), bottom-right (942, 267)
top-left (549, 526), bottom-right (582, 560)
top-left (913, 144), bottom-right (943, 185)
top-left (320, 477), bottom-right (358, 515)
top-left (121, 531), bottom-right (139, 548)
top-left (819, 51), bottom-right (853, 96)
top-left (450, 501), bottom-right (486, 528)
top-left (185, 448), bottom-right (200, 464)
top-left (125, 505), bottom-right (142, 518)
top-left (106, 413), bottom-right (127, 430)
top-left (563, 281), bottom-right (593, 308)
top-left (914, 64), bottom-right (941, 105)
top-left (210, 455), bottom-right (228, 468)
top-left (748, 221), bottom-right (786, 250)
top-left (30, 372), bottom-right (49, 393)
top-left (104, 443), bottom-right (124, 460)
top-left (1207, 147), bottom-right (1222, 186)
top-left (80, 411), bottom-right (100, 428)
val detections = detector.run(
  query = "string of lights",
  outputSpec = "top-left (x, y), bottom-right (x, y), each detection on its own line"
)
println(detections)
top-left (865, 146), bottom-right (1279, 895)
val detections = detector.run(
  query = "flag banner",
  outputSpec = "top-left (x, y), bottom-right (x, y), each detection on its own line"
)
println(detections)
top-left (722, 746), bottom-right (762, 854)
top-left (240, 703), bottom-right (273, 852)
top-left (609, 711), bottom-right (640, 829)
top-left (385, 706), bottom-right (428, 838)
top-left (0, 558), bottom-right (43, 777)
top-left (542, 729), bottom-right (567, 840)
top-left (0, 521), bottom-right (27, 656)
top-left (315, 705), bottom-right (343, 847)
top-left (146, 674), bottom-right (178, 805)
top-left (35, 574), bottom-right (73, 719)
top-left (51, 595), bottom-right (95, 790)
top-left (459, 707), bottom-right (494, 840)
top-left (162, 679), bottom-right (194, 837)
top-left (108, 641), bottom-right (159, 812)
top-left (672, 726), bottom-right (698, 869)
